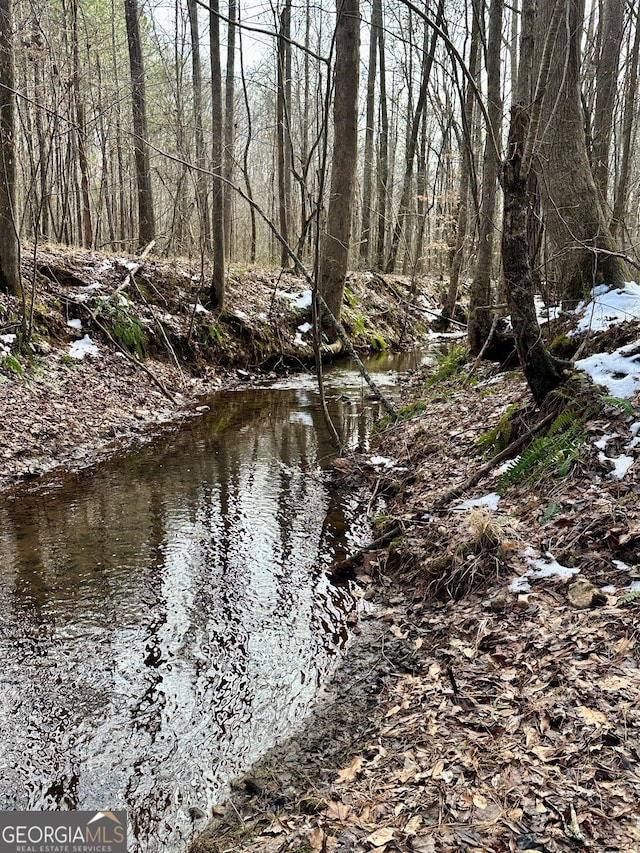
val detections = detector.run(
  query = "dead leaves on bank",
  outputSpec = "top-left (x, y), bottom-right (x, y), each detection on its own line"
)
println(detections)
top-left (208, 587), bottom-right (640, 853)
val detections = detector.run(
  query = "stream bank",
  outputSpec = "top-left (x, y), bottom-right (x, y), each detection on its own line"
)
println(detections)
top-left (0, 246), bottom-right (439, 493)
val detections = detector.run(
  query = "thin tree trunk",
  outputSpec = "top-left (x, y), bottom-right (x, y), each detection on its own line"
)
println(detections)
top-left (124, 0), bottom-right (155, 248)
top-left (385, 0), bottom-right (443, 273)
top-left (0, 0), bottom-right (19, 296)
top-left (359, 0), bottom-right (378, 266)
top-left (468, 0), bottom-right (503, 354)
top-left (71, 0), bottom-right (92, 248)
top-left (223, 0), bottom-right (236, 259)
top-left (610, 3), bottom-right (640, 240)
top-left (187, 0), bottom-right (211, 254)
top-left (276, 0), bottom-right (292, 268)
top-left (445, 0), bottom-right (481, 320)
top-left (375, 0), bottom-right (388, 270)
top-left (209, 0), bottom-right (225, 307)
top-left (591, 0), bottom-right (625, 208)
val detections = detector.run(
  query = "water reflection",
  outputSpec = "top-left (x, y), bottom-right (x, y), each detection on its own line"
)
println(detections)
top-left (0, 358), bottom-right (410, 851)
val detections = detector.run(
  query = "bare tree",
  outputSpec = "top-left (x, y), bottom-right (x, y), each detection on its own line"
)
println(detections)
top-left (0, 0), bottom-right (19, 296)
top-left (209, 0), bottom-right (226, 307)
top-left (318, 0), bottom-right (360, 328)
top-left (124, 0), bottom-right (155, 248)
top-left (468, 0), bottom-right (503, 354)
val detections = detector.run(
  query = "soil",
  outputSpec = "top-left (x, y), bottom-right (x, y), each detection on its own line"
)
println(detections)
top-left (3, 246), bottom-right (640, 853)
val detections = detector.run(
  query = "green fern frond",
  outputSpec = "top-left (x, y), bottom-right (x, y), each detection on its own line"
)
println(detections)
top-left (499, 421), bottom-right (585, 490)
top-left (618, 589), bottom-right (640, 606)
top-left (601, 395), bottom-right (634, 417)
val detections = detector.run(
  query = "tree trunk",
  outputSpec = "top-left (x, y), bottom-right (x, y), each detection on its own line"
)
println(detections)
top-left (0, 0), bottom-right (19, 297)
top-left (468, 0), bottom-right (503, 354)
top-left (535, 0), bottom-right (626, 299)
top-left (385, 0), bottom-right (443, 273)
top-left (591, 0), bottom-right (625, 208)
top-left (318, 0), bottom-right (360, 329)
top-left (187, 0), bottom-right (211, 254)
top-left (503, 105), bottom-right (570, 403)
top-left (223, 0), bottom-right (237, 259)
top-left (276, 0), bottom-right (292, 268)
top-left (71, 0), bottom-right (92, 248)
top-left (359, 0), bottom-right (378, 266)
top-left (209, 0), bottom-right (226, 308)
top-left (124, 0), bottom-right (155, 249)
top-left (610, 5), bottom-right (640, 241)
top-left (445, 0), bottom-right (481, 320)
top-left (375, 0), bottom-right (388, 270)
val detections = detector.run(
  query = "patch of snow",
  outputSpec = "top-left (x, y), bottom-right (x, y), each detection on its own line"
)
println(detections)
top-left (193, 302), bottom-right (209, 314)
top-left (572, 282), bottom-right (640, 334)
top-left (495, 455), bottom-right (521, 474)
top-left (454, 492), bottom-right (501, 511)
top-left (258, 312), bottom-right (268, 321)
top-left (594, 434), bottom-right (615, 450)
top-left (527, 552), bottom-right (580, 579)
top-left (68, 335), bottom-right (100, 359)
top-left (364, 271), bottom-right (374, 280)
top-left (297, 322), bottom-right (312, 334)
top-left (294, 290), bottom-right (312, 310)
top-left (535, 296), bottom-right (562, 324)
top-left (510, 550), bottom-right (580, 593)
top-left (118, 294), bottom-right (132, 307)
top-left (293, 333), bottom-right (309, 347)
top-left (607, 453), bottom-right (634, 480)
top-left (117, 257), bottom-right (138, 271)
top-left (0, 333), bottom-right (16, 344)
top-left (97, 259), bottom-right (113, 273)
top-left (600, 585), bottom-right (616, 594)
top-left (630, 581), bottom-right (640, 592)
top-left (576, 342), bottom-right (640, 398)
top-left (67, 318), bottom-right (82, 331)
top-left (613, 559), bottom-right (630, 570)
top-left (509, 575), bottom-right (532, 593)
top-left (368, 455), bottom-right (397, 469)
top-left (234, 309), bottom-right (248, 320)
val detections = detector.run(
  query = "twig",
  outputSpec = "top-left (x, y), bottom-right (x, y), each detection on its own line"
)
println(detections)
top-left (464, 312), bottom-right (499, 383)
top-left (114, 240), bottom-right (156, 294)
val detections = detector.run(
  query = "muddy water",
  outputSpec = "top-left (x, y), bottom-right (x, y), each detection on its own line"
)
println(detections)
top-left (0, 353), bottom-right (426, 851)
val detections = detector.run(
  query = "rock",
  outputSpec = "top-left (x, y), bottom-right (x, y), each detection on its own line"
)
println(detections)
top-left (567, 577), bottom-right (607, 608)
top-left (489, 592), bottom-right (507, 613)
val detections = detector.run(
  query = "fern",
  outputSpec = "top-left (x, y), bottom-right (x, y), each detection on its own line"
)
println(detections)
top-left (601, 395), bottom-right (634, 417)
top-left (618, 589), bottom-right (640, 606)
top-left (499, 417), bottom-right (585, 490)
top-left (475, 403), bottom-right (520, 454)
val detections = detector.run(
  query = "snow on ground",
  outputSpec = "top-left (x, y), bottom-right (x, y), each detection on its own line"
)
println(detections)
top-left (68, 335), bottom-right (100, 359)
top-left (576, 342), bottom-right (640, 398)
top-left (453, 492), bottom-right (501, 511)
top-left (572, 282), bottom-right (640, 334)
top-left (569, 282), bottom-right (640, 399)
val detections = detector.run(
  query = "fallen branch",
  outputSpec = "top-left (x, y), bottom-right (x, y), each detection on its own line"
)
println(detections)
top-left (114, 240), bottom-right (156, 294)
top-left (431, 410), bottom-right (557, 509)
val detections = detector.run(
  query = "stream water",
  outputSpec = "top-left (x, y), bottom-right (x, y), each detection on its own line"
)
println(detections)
top-left (0, 352), bottom-right (428, 851)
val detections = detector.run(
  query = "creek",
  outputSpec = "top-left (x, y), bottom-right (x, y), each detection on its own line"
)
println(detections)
top-left (0, 352), bottom-right (428, 851)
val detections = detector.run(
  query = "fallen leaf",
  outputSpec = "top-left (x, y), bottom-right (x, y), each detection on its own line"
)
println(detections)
top-left (309, 827), bottom-right (326, 852)
top-left (577, 706), bottom-right (608, 726)
top-left (473, 793), bottom-right (489, 809)
top-left (366, 827), bottom-right (395, 847)
top-left (404, 815), bottom-right (422, 835)
top-left (411, 836), bottom-right (436, 853)
top-left (335, 755), bottom-right (364, 782)
top-left (390, 624), bottom-right (408, 639)
top-left (324, 801), bottom-right (351, 822)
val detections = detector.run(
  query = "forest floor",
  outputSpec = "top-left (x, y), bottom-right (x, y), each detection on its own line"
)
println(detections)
top-left (2, 246), bottom-right (640, 853)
